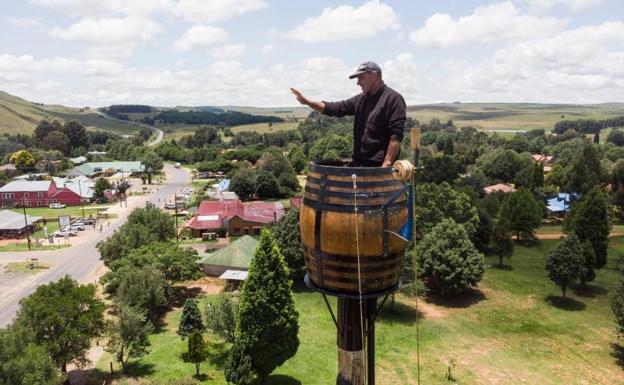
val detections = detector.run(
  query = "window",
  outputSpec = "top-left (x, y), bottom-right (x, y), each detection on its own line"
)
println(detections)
top-left (37, 201), bottom-right (42, 207)
top-left (24, 193), bottom-right (29, 198)
top-left (38, 192), bottom-right (43, 198)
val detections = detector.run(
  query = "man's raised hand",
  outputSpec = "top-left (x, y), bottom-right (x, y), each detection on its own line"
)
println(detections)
top-left (290, 88), bottom-right (307, 105)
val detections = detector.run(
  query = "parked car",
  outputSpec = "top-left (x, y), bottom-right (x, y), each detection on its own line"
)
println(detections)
top-left (81, 217), bottom-right (97, 225)
top-left (174, 162), bottom-right (181, 169)
top-left (69, 223), bottom-right (86, 231)
top-left (164, 202), bottom-right (176, 209)
top-left (49, 203), bottom-right (66, 209)
top-left (54, 228), bottom-right (78, 237)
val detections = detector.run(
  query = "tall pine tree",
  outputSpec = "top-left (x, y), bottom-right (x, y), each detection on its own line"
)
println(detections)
top-left (564, 187), bottom-right (611, 268)
top-left (177, 299), bottom-right (204, 339)
top-left (492, 200), bottom-right (514, 267)
top-left (225, 229), bottom-right (299, 385)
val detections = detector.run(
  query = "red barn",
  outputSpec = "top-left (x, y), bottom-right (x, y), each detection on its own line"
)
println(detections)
top-left (0, 180), bottom-right (84, 208)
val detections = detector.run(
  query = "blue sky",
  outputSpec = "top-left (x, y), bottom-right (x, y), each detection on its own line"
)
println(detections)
top-left (0, 0), bottom-right (622, 107)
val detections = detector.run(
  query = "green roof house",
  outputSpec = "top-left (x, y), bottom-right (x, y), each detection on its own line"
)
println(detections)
top-left (199, 235), bottom-right (258, 276)
top-left (67, 161), bottom-right (144, 178)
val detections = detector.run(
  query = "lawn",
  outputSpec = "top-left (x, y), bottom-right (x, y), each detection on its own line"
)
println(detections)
top-left (3, 261), bottom-right (51, 273)
top-left (11, 204), bottom-right (111, 220)
top-left (93, 237), bottom-right (624, 384)
top-left (0, 242), bottom-right (69, 252)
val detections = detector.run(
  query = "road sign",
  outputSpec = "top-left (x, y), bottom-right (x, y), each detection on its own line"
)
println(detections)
top-left (59, 215), bottom-right (70, 228)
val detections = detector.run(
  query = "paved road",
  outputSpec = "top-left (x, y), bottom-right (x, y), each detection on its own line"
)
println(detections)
top-left (93, 109), bottom-right (164, 146)
top-left (0, 164), bottom-right (190, 327)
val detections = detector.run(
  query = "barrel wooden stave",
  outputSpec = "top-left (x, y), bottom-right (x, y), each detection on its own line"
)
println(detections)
top-left (300, 162), bottom-right (408, 295)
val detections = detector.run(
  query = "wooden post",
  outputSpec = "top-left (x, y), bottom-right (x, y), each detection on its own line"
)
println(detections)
top-left (337, 297), bottom-right (365, 385)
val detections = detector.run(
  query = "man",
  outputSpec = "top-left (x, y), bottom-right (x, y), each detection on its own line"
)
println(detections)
top-left (291, 61), bottom-right (406, 167)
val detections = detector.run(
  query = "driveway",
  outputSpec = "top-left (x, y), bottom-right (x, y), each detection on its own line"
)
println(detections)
top-left (0, 164), bottom-right (191, 327)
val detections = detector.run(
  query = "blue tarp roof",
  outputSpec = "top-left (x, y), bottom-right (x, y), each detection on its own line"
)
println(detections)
top-left (547, 193), bottom-right (577, 213)
top-left (218, 179), bottom-right (230, 191)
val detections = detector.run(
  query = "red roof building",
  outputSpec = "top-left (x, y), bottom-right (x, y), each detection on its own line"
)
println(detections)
top-left (289, 196), bottom-right (302, 210)
top-left (0, 180), bottom-right (84, 208)
top-left (187, 200), bottom-right (285, 237)
top-left (483, 183), bottom-right (516, 194)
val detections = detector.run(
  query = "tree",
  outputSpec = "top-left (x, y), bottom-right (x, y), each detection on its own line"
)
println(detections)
top-left (528, 162), bottom-right (544, 193)
top-left (415, 182), bottom-right (479, 240)
top-left (492, 201), bottom-right (514, 267)
top-left (287, 146), bottom-right (308, 174)
top-left (308, 133), bottom-right (351, 160)
top-left (178, 299), bottom-right (204, 339)
top-left (545, 234), bottom-right (583, 297)
top-left (611, 279), bottom-right (624, 336)
top-left (205, 293), bottom-right (238, 344)
top-left (34, 119), bottom-right (62, 142)
top-left (183, 331), bottom-right (210, 377)
top-left (607, 129), bottom-right (624, 146)
top-left (141, 150), bottom-right (164, 172)
top-left (579, 240), bottom-right (596, 290)
top-left (0, 324), bottom-right (61, 385)
top-left (225, 229), bottom-right (299, 385)
top-left (230, 168), bottom-right (257, 200)
top-left (270, 209), bottom-right (305, 278)
top-left (62, 121), bottom-right (88, 150)
top-left (255, 170), bottom-right (280, 199)
top-left (564, 187), bottom-right (611, 268)
top-left (416, 219), bottom-right (485, 296)
top-left (41, 131), bottom-right (70, 154)
top-left (565, 143), bottom-right (603, 194)
top-left (421, 154), bottom-right (461, 184)
top-left (94, 177), bottom-right (112, 203)
top-left (476, 148), bottom-right (525, 182)
top-left (16, 276), bottom-right (104, 373)
top-left (10, 150), bottom-right (36, 171)
top-left (116, 265), bottom-right (168, 321)
top-left (104, 304), bottom-right (153, 369)
top-left (506, 188), bottom-right (543, 242)
top-left (224, 343), bottom-right (255, 385)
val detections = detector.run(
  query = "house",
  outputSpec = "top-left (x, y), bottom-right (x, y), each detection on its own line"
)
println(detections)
top-left (198, 235), bottom-right (258, 276)
top-left (0, 163), bottom-right (17, 177)
top-left (0, 209), bottom-right (41, 238)
top-left (290, 197), bottom-right (302, 210)
top-left (67, 161), bottom-right (144, 178)
top-left (483, 183), bottom-right (516, 194)
top-left (52, 176), bottom-right (94, 201)
top-left (205, 190), bottom-right (239, 201)
top-left (187, 199), bottom-right (285, 237)
top-left (69, 156), bottom-right (87, 165)
top-left (547, 193), bottom-right (576, 214)
top-left (0, 180), bottom-right (84, 208)
top-left (531, 154), bottom-right (555, 164)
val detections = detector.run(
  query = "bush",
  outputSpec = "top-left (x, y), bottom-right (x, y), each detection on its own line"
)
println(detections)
top-left (416, 219), bottom-right (485, 296)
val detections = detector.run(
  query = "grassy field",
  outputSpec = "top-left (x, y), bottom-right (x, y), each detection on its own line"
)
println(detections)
top-left (0, 91), bottom-right (143, 134)
top-left (92, 237), bottom-right (624, 385)
top-left (230, 121), bottom-right (299, 134)
top-left (3, 261), bottom-right (51, 273)
top-left (10, 204), bottom-right (111, 219)
top-left (407, 103), bottom-right (624, 132)
top-left (0, 242), bottom-right (68, 252)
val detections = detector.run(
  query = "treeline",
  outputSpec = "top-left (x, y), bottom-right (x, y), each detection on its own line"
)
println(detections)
top-left (143, 110), bottom-right (283, 126)
top-left (554, 115), bottom-right (624, 134)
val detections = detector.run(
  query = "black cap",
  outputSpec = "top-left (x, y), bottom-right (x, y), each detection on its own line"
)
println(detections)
top-left (348, 61), bottom-right (382, 79)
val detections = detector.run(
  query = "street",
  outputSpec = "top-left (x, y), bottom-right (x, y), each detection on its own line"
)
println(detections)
top-left (0, 164), bottom-right (190, 327)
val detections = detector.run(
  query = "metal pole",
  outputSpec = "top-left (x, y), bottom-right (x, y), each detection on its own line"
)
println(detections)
top-left (174, 193), bottom-right (179, 242)
top-left (22, 202), bottom-right (31, 251)
top-left (78, 180), bottom-right (85, 218)
top-left (366, 298), bottom-right (377, 385)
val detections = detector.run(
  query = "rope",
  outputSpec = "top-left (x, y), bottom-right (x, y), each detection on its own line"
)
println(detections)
top-left (351, 173), bottom-right (367, 385)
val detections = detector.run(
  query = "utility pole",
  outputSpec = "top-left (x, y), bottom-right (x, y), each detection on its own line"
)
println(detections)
top-left (21, 200), bottom-right (31, 251)
top-left (78, 180), bottom-right (85, 219)
top-left (174, 193), bottom-right (179, 242)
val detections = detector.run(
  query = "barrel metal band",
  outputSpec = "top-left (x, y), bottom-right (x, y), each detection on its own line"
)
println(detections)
top-left (305, 185), bottom-right (405, 200)
top-left (306, 176), bottom-right (403, 189)
top-left (309, 162), bottom-right (393, 176)
top-left (303, 197), bottom-right (405, 213)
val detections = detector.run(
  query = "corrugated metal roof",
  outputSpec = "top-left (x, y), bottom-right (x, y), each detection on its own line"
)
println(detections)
top-left (198, 235), bottom-right (258, 268)
top-left (0, 181), bottom-right (51, 193)
top-left (73, 161), bottom-right (144, 176)
top-left (219, 270), bottom-right (248, 280)
top-left (0, 210), bottom-right (41, 230)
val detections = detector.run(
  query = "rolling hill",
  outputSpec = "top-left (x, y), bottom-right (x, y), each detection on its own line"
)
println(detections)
top-left (0, 91), bottom-right (143, 135)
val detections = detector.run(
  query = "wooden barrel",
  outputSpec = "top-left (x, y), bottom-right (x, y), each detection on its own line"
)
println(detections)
top-left (300, 160), bottom-right (409, 296)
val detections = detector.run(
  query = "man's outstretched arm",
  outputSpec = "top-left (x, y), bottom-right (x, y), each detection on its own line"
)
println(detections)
top-left (290, 88), bottom-right (325, 113)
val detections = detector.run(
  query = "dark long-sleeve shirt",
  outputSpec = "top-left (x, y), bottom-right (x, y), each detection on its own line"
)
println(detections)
top-left (323, 84), bottom-right (406, 166)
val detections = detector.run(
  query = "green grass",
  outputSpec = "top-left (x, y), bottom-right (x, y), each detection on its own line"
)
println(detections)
top-left (11, 205), bottom-right (111, 219)
top-left (230, 121), bottom-right (299, 134)
top-left (3, 261), bottom-right (51, 273)
top-left (92, 237), bottom-right (624, 384)
top-left (0, 242), bottom-right (69, 252)
top-left (407, 102), bottom-right (624, 132)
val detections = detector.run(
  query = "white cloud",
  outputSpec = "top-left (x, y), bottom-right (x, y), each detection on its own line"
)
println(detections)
top-left (442, 21), bottom-right (624, 102)
top-left (171, 0), bottom-right (267, 23)
top-left (409, 2), bottom-right (565, 47)
top-left (30, 0), bottom-right (171, 17)
top-left (211, 44), bottom-right (246, 59)
top-left (525, 0), bottom-right (602, 12)
top-left (287, 0), bottom-right (399, 42)
top-left (173, 25), bottom-right (228, 52)
top-left (260, 44), bottom-right (274, 55)
top-left (50, 17), bottom-right (162, 44)
top-left (6, 17), bottom-right (42, 28)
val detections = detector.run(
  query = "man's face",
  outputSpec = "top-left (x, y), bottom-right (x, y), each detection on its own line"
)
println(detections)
top-left (356, 72), bottom-right (379, 94)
